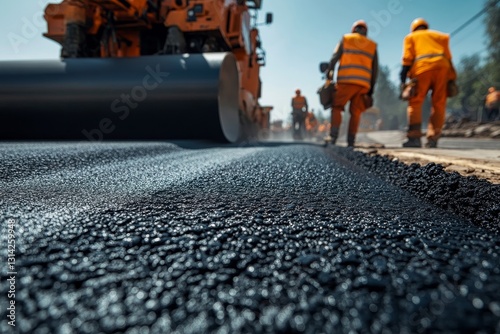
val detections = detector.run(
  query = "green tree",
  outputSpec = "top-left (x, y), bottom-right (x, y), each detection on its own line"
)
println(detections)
top-left (373, 65), bottom-right (405, 129)
top-left (484, 0), bottom-right (500, 85)
top-left (448, 55), bottom-right (486, 119)
top-left (447, 1), bottom-right (499, 121)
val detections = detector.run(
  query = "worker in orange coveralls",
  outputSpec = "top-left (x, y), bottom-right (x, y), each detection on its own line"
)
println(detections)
top-left (305, 111), bottom-right (319, 139)
top-left (324, 20), bottom-right (378, 147)
top-left (291, 89), bottom-right (308, 140)
top-left (399, 18), bottom-right (456, 148)
top-left (484, 87), bottom-right (500, 122)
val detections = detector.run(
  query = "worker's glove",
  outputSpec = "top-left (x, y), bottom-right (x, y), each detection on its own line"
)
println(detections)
top-left (398, 83), bottom-right (406, 100)
top-left (326, 70), bottom-right (333, 80)
top-left (400, 79), bottom-right (417, 101)
top-left (447, 80), bottom-right (459, 97)
top-left (363, 94), bottom-right (373, 109)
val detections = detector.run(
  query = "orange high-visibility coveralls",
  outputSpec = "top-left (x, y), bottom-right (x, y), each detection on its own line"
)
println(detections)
top-left (326, 32), bottom-right (378, 145)
top-left (305, 111), bottom-right (318, 133)
top-left (292, 95), bottom-right (307, 111)
top-left (485, 87), bottom-right (500, 121)
top-left (485, 89), bottom-right (500, 108)
top-left (291, 94), bottom-right (308, 139)
top-left (402, 29), bottom-right (455, 140)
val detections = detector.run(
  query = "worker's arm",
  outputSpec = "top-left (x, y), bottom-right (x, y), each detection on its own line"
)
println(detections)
top-left (400, 34), bottom-right (414, 84)
top-left (326, 38), bottom-right (343, 79)
top-left (305, 98), bottom-right (309, 111)
top-left (399, 65), bottom-right (411, 84)
top-left (369, 50), bottom-right (379, 96)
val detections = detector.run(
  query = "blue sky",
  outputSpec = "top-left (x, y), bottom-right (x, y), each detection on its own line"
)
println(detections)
top-left (0, 1), bottom-right (490, 123)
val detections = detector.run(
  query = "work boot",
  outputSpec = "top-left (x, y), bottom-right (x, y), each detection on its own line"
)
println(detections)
top-left (329, 127), bottom-right (339, 145)
top-left (402, 137), bottom-right (421, 148)
top-left (324, 135), bottom-right (334, 144)
top-left (347, 134), bottom-right (355, 147)
top-left (425, 139), bottom-right (438, 148)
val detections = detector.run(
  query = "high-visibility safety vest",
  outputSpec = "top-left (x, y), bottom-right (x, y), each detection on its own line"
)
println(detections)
top-left (486, 91), bottom-right (500, 109)
top-left (402, 29), bottom-right (452, 78)
top-left (292, 96), bottom-right (307, 109)
top-left (337, 33), bottom-right (377, 89)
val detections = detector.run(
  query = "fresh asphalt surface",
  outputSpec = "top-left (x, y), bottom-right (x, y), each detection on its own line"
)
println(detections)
top-left (1, 141), bottom-right (499, 333)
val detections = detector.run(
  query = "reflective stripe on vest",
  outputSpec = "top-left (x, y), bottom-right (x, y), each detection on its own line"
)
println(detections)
top-left (338, 65), bottom-right (372, 74)
top-left (343, 49), bottom-right (375, 59)
top-left (337, 33), bottom-right (376, 88)
top-left (336, 75), bottom-right (372, 84)
top-left (415, 53), bottom-right (444, 61)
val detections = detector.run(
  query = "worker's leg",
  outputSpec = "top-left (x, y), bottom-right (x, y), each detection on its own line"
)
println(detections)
top-left (330, 83), bottom-right (356, 143)
top-left (404, 71), bottom-right (432, 147)
top-left (486, 108), bottom-right (493, 122)
top-left (347, 86), bottom-right (370, 146)
top-left (292, 119), bottom-right (299, 139)
top-left (493, 107), bottom-right (500, 121)
top-left (292, 109), bottom-right (301, 139)
top-left (299, 115), bottom-right (306, 139)
top-left (427, 67), bottom-right (449, 146)
top-left (487, 107), bottom-right (499, 122)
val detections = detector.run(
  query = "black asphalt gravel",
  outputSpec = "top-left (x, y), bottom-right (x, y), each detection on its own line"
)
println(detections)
top-left (1, 142), bottom-right (499, 334)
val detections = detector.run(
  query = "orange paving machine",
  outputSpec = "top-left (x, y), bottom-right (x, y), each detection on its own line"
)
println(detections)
top-left (0, 0), bottom-right (272, 142)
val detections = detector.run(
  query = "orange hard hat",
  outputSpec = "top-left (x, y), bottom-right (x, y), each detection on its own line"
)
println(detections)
top-left (410, 18), bottom-right (429, 32)
top-left (295, 89), bottom-right (301, 94)
top-left (351, 20), bottom-right (368, 33)
top-left (489, 87), bottom-right (496, 93)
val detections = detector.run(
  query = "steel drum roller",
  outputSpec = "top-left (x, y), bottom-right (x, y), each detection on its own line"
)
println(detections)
top-left (0, 52), bottom-right (240, 142)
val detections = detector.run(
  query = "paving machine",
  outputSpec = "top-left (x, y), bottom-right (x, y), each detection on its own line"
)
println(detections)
top-left (0, 0), bottom-right (272, 142)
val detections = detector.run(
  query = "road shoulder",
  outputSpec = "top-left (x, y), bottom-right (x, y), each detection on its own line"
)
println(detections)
top-left (356, 147), bottom-right (500, 184)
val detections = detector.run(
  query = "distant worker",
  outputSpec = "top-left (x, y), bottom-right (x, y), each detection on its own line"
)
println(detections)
top-left (291, 89), bottom-right (308, 140)
top-left (484, 87), bottom-right (499, 122)
top-left (305, 110), bottom-right (319, 139)
top-left (324, 19), bottom-right (378, 147)
top-left (317, 120), bottom-right (330, 138)
top-left (399, 18), bottom-right (456, 148)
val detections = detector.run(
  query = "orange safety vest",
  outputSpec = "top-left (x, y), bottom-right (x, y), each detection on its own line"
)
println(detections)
top-left (337, 33), bottom-right (377, 89)
top-left (292, 96), bottom-right (307, 109)
top-left (402, 29), bottom-right (452, 78)
top-left (486, 91), bottom-right (500, 109)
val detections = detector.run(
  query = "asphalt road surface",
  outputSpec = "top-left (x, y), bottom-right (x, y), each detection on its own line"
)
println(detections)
top-left (1, 141), bottom-right (499, 333)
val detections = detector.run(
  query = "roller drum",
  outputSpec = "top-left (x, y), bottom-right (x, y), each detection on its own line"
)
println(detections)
top-left (0, 52), bottom-right (240, 142)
